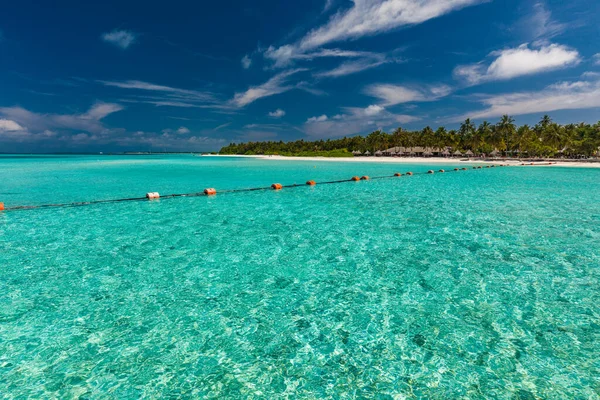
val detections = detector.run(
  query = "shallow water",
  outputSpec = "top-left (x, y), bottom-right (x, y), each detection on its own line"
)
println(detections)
top-left (1, 155), bottom-right (599, 398)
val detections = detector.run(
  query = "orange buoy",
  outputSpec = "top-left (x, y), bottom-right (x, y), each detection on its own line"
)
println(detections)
top-left (351, 176), bottom-right (360, 181)
top-left (406, 172), bottom-right (413, 176)
top-left (306, 180), bottom-right (316, 186)
top-left (394, 173), bottom-right (402, 177)
top-left (360, 176), bottom-right (370, 180)
top-left (271, 183), bottom-right (283, 190)
top-left (0, 202), bottom-right (4, 211)
top-left (462, 168), bottom-right (467, 170)
top-left (439, 169), bottom-right (445, 173)
top-left (204, 188), bottom-right (216, 195)
top-left (427, 170), bottom-right (434, 174)
top-left (146, 192), bottom-right (160, 200)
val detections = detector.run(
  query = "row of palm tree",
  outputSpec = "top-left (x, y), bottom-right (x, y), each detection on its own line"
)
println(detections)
top-left (219, 115), bottom-right (600, 158)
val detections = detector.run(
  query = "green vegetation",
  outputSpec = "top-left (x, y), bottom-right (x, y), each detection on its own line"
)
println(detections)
top-left (220, 115), bottom-right (600, 158)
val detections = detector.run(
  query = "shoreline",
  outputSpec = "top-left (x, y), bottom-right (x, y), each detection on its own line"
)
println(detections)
top-left (205, 154), bottom-right (600, 168)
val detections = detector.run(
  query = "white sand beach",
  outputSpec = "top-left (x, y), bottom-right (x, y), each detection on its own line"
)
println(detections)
top-left (207, 154), bottom-right (600, 168)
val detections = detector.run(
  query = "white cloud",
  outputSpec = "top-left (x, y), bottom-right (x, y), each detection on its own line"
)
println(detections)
top-left (264, 0), bottom-right (483, 68)
top-left (176, 127), bottom-right (190, 134)
top-left (268, 109), bottom-right (286, 118)
top-left (241, 55), bottom-right (252, 69)
top-left (214, 122), bottom-right (232, 131)
top-left (0, 119), bottom-right (25, 132)
top-left (452, 76), bottom-right (600, 121)
top-left (0, 102), bottom-right (124, 134)
top-left (306, 115), bottom-right (329, 123)
top-left (364, 83), bottom-right (451, 105)
top-left (264, 47), bottom-right (383, 68)
top-left (84, 103), bottom-right (124, 120)
top-left (454, 43), bottom-right (580, 85)
top-left (315, 55), bottom-right (390, 78)
top-left (231, 69), bottom-right (306, 107)
top-left (100, 80), bottom-right (215, 102)
top-left (323, 0), bottom-right (335, 12)
top-left (363, 104), bottom-right (385, 116)
top-left (304, 106), bottom-right (418, 138)
top-left (594, 54), bottom-right (600, 66)
top-left (300, 0), bottom-right (482, 51)
top-left (101, 29), bottom-right (137, 49)
top-left (516, 2), bottom-right (566, 42)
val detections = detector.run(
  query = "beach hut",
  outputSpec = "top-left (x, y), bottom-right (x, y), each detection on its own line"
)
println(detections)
top-left (465, 150), bottom-right (474, 158)
top-left (364, 150), bottom-right (371, 156)
top-left (490, 149), bottom-right (500, 157)
top-left (375, 150), bottom-right (383, 157)
top-left (453, 150), bottom-right (463, 157)
top-left (441, 149), bottom-right (450, 157)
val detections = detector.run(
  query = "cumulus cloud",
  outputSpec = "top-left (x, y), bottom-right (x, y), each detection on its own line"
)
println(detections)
top-left (101, 29), bottom-right (137, 49)
top-left (364, 83), bottom-right (451, 105)
top-left (454, 43), bottom-right (580, 85)
top-left (241, 54), bottom-right (252, 69)
top-left (304, 105), bottom-right (418, 138)
top-left (231, 69), bottom-right (307, 107)
top-left (452, 76), bottom-right (600, 121)
top-left (594, 54), bottom-right (600, 66)
top-left (268, 109), bottom-right (286, 118)
top-left (306, 115), bottom-right (329, 123)
top-left (176, 127), bottom-right (190, 134)
top-left (0, 119), bottom-right (25, 132)
top-left (0, 102), bottom-right (124, 134)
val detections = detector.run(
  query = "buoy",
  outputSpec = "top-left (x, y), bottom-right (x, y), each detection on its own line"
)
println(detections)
top-left (204, 188), bottom-right (216, 195)
top-left (271, 183), bottom-right (283, 190)
top-left (406, 172), bottom-right (413, 176)
top-left (351, 176), bottom-right (360, 181)
top-left (439, 169), bottom-right (445, 173)
top-left (306, 180), bottom-right (316, 186)
top-left (146, 192), bottom-right (160, 200)
top-left (462, 168), bottom-right (467, 170)
top-left (0, 202), bottom-right (4, 211)
top-left (491, 165), bottom-right (495, 168)
top-left (486, 165), bottom-right (491, 168)
top-left (360, 176), bottom-right (370, 180)
top-left (454, 168), bottom-right (459, 171)
top-left (394, 173), bottom-right (402, 177)
top-left (427, 170), bottom-right (434, 174)
top-left (478, 166), bottom-right (482, 169)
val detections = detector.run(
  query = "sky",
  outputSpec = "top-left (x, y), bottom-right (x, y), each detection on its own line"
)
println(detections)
top-left (1, 0), bottom-right (599, 152)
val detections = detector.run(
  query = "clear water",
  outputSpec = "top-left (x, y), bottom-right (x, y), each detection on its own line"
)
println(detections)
top-left (1, 155), bottom-right (599, 398)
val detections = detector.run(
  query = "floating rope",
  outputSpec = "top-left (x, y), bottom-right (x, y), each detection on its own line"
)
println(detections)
top-left (0, 163), bottom-right (521, 212)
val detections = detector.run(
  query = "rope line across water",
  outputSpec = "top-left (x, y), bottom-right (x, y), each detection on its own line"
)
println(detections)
top-left (0, 164), bottom-right (522, 212)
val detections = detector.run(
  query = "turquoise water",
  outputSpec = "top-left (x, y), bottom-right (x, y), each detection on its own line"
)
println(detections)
top-left (1, 155), bottom-right (599, 398)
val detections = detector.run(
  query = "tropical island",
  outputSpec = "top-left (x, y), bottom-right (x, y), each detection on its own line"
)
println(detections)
top-left (219, 116), bottom-right (600, 159)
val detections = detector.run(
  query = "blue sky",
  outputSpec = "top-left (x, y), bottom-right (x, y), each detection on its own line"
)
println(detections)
top-left (1, 0), bottom-right (599, 152)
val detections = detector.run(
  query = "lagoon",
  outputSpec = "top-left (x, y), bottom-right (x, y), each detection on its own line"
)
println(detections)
top-left (1, 155), bottom-right (599, 398)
